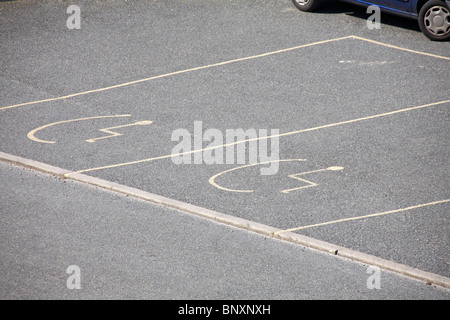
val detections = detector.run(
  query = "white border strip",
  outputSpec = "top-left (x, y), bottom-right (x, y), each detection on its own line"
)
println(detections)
top-left (1, 151), bottom-right (449, 290)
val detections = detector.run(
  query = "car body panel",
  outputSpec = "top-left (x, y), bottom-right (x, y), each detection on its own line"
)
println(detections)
top-left (339, 0), bottom-right (416, 18)
top-left (340, 0), bottom-right (450, 18)
top-left (292, 0), bottom-right (450, 40)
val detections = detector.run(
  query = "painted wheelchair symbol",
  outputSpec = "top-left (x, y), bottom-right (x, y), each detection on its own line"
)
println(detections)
top-left (27, 115), bottom-right (153, 144)
top-left (209, 159), bottom-right (343, 194)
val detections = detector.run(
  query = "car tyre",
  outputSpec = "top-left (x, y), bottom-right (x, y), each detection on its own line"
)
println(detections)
top-left (292, 0), bottom-right (322, 12)
top-left (418, 0), bottom-right (450, 41)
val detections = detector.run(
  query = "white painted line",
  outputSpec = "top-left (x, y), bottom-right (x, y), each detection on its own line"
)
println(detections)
top-left (66, 99), bottom-right (450, 176)
top-left (275, 199), bottom-right (450, 235)
top-left (3, 35), bottom-right (447, 113)
top-left (1, 151), bottom-right (449, 290)
top-left (0, 36), bottom-right (354, 111)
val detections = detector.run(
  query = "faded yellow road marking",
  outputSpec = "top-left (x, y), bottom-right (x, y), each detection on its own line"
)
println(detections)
top-left (64, 99), bottom-right (450, 177)
top-left (0, 36), bottom-right (354, 111)
top-left (208, 161), bottom-right (343, 194)
top-left (27, 115), bottom-right (131, 144)
top-left (281, 166), bottom-right (344, 194)
top-left (208, 159), bottom-right (307, 193)
top-left (85, 120), bottom-right (153, 143)
top-left (2, 36), bottom-right (448, 112)
top-left (273, 199), bottom-right (450, 236)
top-left (352, 36), bottom-right (450, 61)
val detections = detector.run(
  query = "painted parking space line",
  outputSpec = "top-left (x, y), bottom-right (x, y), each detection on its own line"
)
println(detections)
top-left (1, 150), bottom-right (449, 289)
top-left (0, 36), bottom-right (354, 111)
top-left (64, 99), bottom-right (450, 177)
top-left (1, 31), bottom-right (449, 290)
top-left (1, 35), bottom-right (448, 112)
top-left (351, 36), bottom-right (450, 61)
top-left (273, 199), bottom-right (450, 236)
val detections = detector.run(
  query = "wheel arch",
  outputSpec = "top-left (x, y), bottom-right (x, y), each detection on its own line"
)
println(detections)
top-left (416, 0), bottom-right (447, 13)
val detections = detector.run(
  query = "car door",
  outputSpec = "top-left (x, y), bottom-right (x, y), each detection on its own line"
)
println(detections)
top-left (381, 0), bottom-right (413, 14)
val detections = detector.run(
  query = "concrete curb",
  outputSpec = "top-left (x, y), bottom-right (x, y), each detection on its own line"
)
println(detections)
top-left (1, 151), bottom-right (449, 290)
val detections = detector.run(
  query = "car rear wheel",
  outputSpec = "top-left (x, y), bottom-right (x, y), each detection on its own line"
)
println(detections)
top-left (418, 0), bottom-right (450, 41)
top-left (292, 0), bottom-right (322, 12)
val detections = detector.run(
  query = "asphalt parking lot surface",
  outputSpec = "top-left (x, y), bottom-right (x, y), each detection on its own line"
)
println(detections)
top-left (4, 160), bottom-right (449, 300)
top-left (0, 0), bottom-right (449, 300)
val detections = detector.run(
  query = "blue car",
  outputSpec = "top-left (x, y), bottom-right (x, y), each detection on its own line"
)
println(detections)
top-left (292, 0), bottom-right (450, 41)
